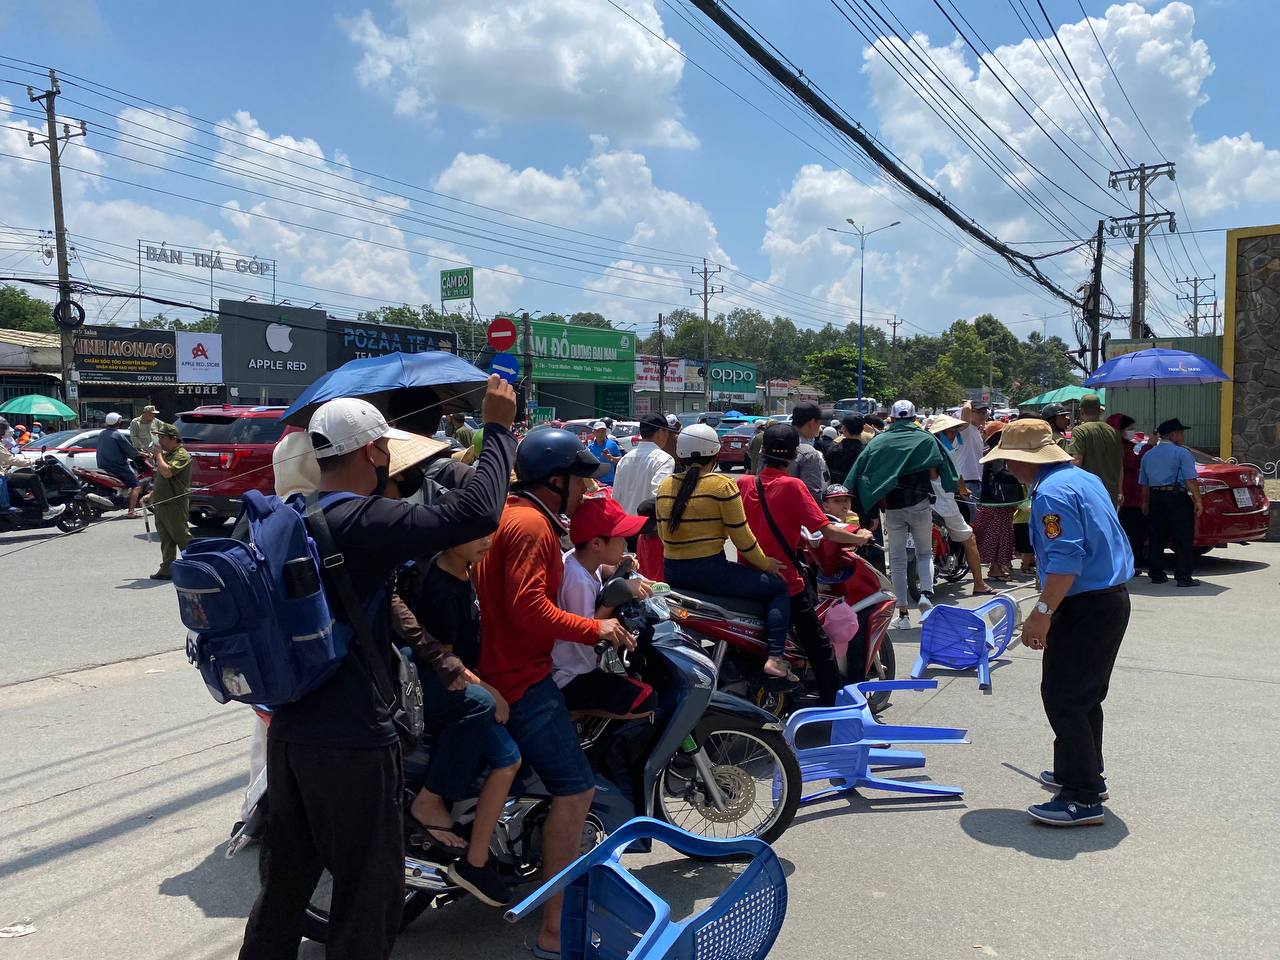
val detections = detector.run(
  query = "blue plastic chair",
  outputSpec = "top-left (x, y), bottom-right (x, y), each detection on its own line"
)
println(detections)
top-left (505, 817), bottom-right (787, 960)
top-left (912, 596), bottom-right (1019, 690)
top-left (782, 680), bottom-right (969, 802)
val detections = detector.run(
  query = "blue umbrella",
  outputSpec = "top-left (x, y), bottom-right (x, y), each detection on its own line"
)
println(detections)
top-left (1083, 347), bottom-right (1228, 426)
top-left (280, 350), bottom-right (490, 430)
top-left (1083, 347), bottom-right (1229, 388)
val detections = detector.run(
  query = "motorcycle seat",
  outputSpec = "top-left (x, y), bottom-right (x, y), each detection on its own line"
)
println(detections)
top-left (671, 587), bottom-right (766, 619)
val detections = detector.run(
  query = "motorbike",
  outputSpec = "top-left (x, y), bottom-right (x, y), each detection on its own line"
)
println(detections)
top-left (233, 579), bottom-right (801, 943)
top-left (73, 459), bottom-right (154, 519)
top-left (0, 456), bottom-right (93, 534)
top-left (664, 527), bottom-right (899, 716)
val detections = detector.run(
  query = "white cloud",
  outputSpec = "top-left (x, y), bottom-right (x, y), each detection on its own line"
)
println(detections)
top-left (341, 0), bottom-right (696, 149)
top-left (114, 105), bottom-right (193, 168)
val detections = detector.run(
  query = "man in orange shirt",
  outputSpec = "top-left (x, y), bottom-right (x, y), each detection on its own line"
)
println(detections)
top-left (474, 428), bottom-right (632, 958)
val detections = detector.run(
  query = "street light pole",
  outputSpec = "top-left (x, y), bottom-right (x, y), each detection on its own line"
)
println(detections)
top-left (829, 219), bottom-right (899, 406)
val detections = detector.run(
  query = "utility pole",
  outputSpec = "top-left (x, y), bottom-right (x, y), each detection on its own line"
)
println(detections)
top-left (1080, 220), bottom-right (1105, 372)
top-left (1108, 161), bottom-right (1175, 339)
top-left (521, 311), bottom-right (532, 418)
top-left (690, 259), bottom-right (722, 411)
top-left (656, 312), bottom-right (667, 415)
top-left (27, 69), bottom-right (86, 414)
top-left (1176, 275), bottom-right (1215, 336)
top-left (887, 313), bottom-right (902, 391)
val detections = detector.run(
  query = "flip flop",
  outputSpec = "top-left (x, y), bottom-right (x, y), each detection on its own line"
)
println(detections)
top-left (971, 588), bottom-right (997, 596)
top-left (531, 945), bottom-right (561, 960)
top-left (408, 816), bottom-right (466, 860)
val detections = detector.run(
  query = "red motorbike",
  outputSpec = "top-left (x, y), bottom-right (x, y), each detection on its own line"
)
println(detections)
top-left (664, 525), bottom-right (898, 715)
top-left (73, 461), bottom-right (154, 520)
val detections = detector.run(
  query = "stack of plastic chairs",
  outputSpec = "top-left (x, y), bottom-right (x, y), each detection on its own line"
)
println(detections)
top-left (505, 817), bottom-right (787, 960)
top-left (782, 680), bottom-right (969, 802)
top-left (911, 595), bottom-right (1019, 690)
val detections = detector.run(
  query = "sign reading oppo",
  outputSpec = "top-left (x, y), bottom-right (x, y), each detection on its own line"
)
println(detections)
top-left (710, 364), bottom-right (756, 384)
top-left (708, 360), bottom-right (758, 397)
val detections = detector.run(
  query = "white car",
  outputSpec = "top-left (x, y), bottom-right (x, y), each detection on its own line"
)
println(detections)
top-left (19, 428), bottom-right (132, 470)
top-left (611, 420), bottom-right (642, 448)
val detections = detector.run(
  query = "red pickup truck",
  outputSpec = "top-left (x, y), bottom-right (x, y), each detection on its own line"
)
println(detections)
top-left (171, 405), bottom-right (288, 528)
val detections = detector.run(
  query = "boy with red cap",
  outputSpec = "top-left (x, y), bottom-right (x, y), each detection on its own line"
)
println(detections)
top-left (553, 492), bottom-right (657, 718)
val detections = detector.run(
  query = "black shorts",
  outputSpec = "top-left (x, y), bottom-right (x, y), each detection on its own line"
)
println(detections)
top-left (101, 464), bottom-right (139, 489)
top-left (560, 671), bottom-right (655, 716)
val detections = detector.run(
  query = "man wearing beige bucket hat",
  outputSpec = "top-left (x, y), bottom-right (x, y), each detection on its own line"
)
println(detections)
top-left (981, 418), bottom-right (1133, 827)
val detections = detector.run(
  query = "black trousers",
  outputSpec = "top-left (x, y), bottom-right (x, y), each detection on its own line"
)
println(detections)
top-left (5, 473), bottom-right (50, 511)
top-left (1040, 587), bottom-right (1130, 804)
top-left (240, 739), bottom-right (404, 960)
top-left (1147, 490), bottom-right (1195, 581)
top-left (791, 592), bottom-right (842, 707)
top-left (1118, 505), bottom-right (1147, 569)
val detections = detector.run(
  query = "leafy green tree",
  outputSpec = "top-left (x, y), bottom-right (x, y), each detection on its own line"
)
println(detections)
top-left (939, 319), bottom-right (999, 389)
top-left (139, 312), bottom-right (220, 332)
top-left (567, 311), bottom-right (611, 329)
top-left (804, 346), bottom-right (888, 402)
top-left (0, 285), bottom-right (55, 333)
top-left (904, 366), bottom-right (964, 411)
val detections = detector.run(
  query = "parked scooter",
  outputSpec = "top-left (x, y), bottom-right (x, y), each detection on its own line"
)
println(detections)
top-left (0, 456), bottom-right (93, 533)
top-left (235, 578), bottom-right (801, 943)
top-left (665, 531), bottom-right (898, 717)
top-left (74, 459), bottom-right (154, 518)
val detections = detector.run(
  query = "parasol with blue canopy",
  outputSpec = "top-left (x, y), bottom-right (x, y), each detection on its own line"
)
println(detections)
top-left (279, 351), bottom-right (490, 433)
top-left (1084, 347), bottom-right (1229, 425)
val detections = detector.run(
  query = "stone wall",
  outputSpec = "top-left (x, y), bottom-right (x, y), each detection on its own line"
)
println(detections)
top-left (1230, 231), bottom-right (1280, 472)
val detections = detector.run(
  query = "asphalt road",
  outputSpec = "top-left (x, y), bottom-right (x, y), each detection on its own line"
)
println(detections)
top-left (1, 517), bottom-right (1276, 959)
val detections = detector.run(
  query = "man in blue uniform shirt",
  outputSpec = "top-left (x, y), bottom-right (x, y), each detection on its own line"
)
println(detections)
top-left (982, 418), bottom-right (1133, 827)
top-left (1139, 417), bottom-right (1203, 587)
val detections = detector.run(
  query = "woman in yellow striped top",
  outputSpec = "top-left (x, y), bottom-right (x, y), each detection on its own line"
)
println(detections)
top-left (655, 425), bottom-right (792, 679)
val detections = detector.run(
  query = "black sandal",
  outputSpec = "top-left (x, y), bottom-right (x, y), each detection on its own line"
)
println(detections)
top-left (408, 816), bottom-right (466, 861)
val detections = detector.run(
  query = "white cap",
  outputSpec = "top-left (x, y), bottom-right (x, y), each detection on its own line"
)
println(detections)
top-left (104, 412), bottom-right (122, 426)
top-left (676, 423), bottom-right (720, 459)
top-left (308, 397), bottom-right (410, 459)
top-left (591, 420), bottom-right (607, 430)
top-left (821, 426), bottom-right (838, 439)
top-left (891, 400), bottom-right (917, 419)
top-left (830, 419), bottom-right (840, 427)
top-left (666, 414), bottom-right (680, 429)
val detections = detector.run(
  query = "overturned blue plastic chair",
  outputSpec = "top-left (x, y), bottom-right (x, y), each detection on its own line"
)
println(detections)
top-left (782, 680), bottom-right (969, 803)
top-left (505, 817), bottom-right (787, 960)
top-left (912, 596), bottom-right (1019, 690)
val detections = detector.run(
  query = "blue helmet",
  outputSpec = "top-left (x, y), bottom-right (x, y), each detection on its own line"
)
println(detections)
top-left (515, 428), bottom-right (608, 486)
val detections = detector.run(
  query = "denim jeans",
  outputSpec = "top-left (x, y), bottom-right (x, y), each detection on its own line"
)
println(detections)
top-left (665, 553), bottom-right (790, 656)
top-left (420, 672), bottom-right (519, 800)
top-left (884, 499), bottom-right (934, 609)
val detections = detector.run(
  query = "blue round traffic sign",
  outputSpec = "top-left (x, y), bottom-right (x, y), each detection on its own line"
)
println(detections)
top-left (489, 351), bottom-right (520, 383)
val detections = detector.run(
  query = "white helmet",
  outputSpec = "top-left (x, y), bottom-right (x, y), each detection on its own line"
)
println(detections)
top-left (676, 423), bottom-right (720, 459)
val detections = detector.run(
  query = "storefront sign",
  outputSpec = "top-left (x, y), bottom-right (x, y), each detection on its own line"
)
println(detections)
top-left (326, 319), bottom-right (457, 367)
top-left (709, 359), bottom-right (758, 401)
top-left (219, 300), bottom-right (328, 390)
top-left (530, 406), bottom-right (556, 425)
top-left (595, 383), bottom-right (631, 419)
top-left (177, 383), bottom-right (226, 399)
top-left (440, 267), bottom-right (474, 301)
top-left (74, 326), bottom-right (177, 384)
top-left (140, 241), bottom-right (276, 278)
top-left (176, 331), bottom-right (223, 384)
top-left (633, 355), bottom-right (685, 392)
top-left (529, 320), bottom-right (635, 384)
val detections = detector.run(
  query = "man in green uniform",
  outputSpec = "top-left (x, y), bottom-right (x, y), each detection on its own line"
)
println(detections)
top-left (1067, 393), bottom-right (1123, 506)
top-left (149, 422), bottom-right (192, 580)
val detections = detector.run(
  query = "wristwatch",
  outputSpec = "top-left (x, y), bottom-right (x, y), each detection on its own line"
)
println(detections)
top-left (1034, 600), bottom-right (1054, 616)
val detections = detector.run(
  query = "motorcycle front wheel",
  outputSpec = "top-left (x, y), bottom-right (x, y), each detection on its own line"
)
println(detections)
top-left (655, 716), bottom-right (800, 854)
top-left (56, 500), bottom-right (90, 533)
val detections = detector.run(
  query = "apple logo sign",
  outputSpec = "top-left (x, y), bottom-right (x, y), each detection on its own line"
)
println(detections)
top-left (265, 322), bottom-right (293, 354)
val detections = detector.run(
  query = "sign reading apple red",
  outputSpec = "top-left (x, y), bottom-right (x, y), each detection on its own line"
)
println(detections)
top-left (487, 316), bottom-right (518, 351)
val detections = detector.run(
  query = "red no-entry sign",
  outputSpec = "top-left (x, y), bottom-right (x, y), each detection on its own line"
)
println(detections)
top-left (487, 316), bottom-right (518, 351)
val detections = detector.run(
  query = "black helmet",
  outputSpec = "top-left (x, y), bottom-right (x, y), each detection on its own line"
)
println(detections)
top-left (1040, 402), bottom-right (1069, 419)
top-left (515, 428), bottom-right (608, 486)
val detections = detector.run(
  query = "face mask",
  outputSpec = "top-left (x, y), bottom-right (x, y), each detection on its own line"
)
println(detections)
top-left (1123, 429), bottom-right (1137, 441)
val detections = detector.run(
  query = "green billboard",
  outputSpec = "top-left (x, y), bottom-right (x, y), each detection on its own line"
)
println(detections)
top-left (529, 320), bottom-right (636, 384)
top-left (440, 267), bottom-right (474, 301)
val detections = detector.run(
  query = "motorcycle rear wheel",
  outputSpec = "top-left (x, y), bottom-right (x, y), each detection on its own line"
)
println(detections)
top-left (864, 636), bottom-right (896, 713)
top-left (655, 716), bottom-right (800, 854)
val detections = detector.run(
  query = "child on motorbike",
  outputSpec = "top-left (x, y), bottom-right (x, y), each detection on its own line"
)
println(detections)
top-left (553, 493), bottom-right (657, 718)
top-left (387, 452), bottom-right (522, 908)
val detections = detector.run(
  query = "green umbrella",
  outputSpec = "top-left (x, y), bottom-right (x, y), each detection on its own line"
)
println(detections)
top-left (1018, 385), bottom-right (1105, 407)
top-left (0, 393), bottom-right (78, 420)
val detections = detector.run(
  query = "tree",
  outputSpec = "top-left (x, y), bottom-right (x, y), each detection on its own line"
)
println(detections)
top-left (0, 285), bottom-right (55, 333)
top-left (904, 367), bottom-right (964, 412)
top-left (139, 312), bottom-right (220, 332)
top-left (804, 346), bottom-right (888, 403)
top-left (939, 319), bottom-right (998, 389)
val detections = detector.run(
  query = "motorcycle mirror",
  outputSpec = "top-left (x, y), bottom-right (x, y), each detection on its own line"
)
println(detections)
top-left (597, 576), bottom-right (635, 611)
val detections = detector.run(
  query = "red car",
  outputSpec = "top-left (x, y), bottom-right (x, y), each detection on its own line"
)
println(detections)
top-left (172, 405), bottom-right (289, 528)
top-left (1189, 449), bottom-right (1271, 551)
top-left (717, 424), bottom-right (755, 471)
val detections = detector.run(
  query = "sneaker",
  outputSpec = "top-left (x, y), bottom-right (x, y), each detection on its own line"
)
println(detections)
top-left (447, 858), bottom-right (513, 907)
top-left (41, 503), bottom-right (67, 521)
top-left (1028, 798), bottom-right (1105, 826)
top-left (890, 612), bottom-right (912, 631)
top-left (917, 593), bottom-right (934, 615)
top-left (1039, 770), bottom-right (1108, 801)
top-left (1175, 578), bottom-right (1202, 588)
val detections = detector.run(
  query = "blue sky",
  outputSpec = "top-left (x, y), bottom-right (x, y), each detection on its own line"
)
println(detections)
top-left (2, 0), bottom-right (1277, 346)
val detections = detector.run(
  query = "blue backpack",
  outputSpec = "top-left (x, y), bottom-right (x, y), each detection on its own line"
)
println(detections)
top-left (172, 490), bottom-right (359, 706)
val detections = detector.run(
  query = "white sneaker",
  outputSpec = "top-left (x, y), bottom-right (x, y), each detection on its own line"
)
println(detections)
top-left (890, 611), bottom-right (912, 631)
top-left (41, 503), bottom-right (67, 521)
top-left (917, 593), bottom-right (934, 615)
